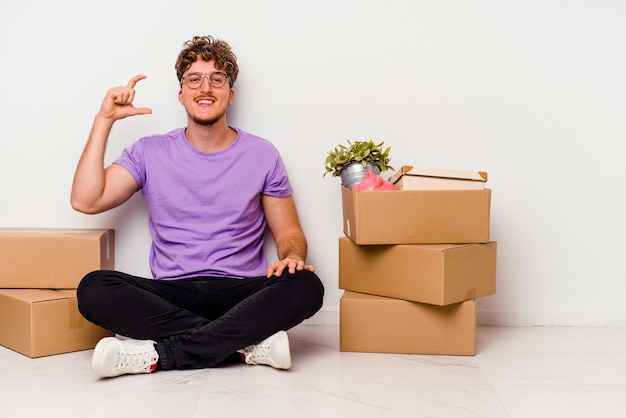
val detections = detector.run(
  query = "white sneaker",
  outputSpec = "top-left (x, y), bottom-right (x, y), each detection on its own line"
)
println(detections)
top-left (91, 337), bottom-right (159, 378)
top-left (238, 331), bottom-right (291, 370)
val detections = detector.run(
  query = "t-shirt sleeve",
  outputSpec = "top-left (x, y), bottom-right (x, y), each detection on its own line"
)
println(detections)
top-left (264, 153), bottom-right (293, 198)
top-left (113, 140), bottom-right (146, 190)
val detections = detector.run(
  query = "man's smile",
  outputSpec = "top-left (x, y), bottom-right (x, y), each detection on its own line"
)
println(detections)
top-left (196, 97), bottom-right (215, 106)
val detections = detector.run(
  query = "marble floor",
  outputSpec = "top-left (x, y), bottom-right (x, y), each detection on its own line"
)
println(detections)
top-left (1, 325), bottom-right (626, 418)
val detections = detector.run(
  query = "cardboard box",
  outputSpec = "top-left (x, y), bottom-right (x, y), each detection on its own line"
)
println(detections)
top-left (340, 291), bottom-right (476, 355)
top-left (339, 238), bottom-right (496, 306)
top-left (341, 186), bottom-right (491, 244)
top-left (389, 165), bottom-right (488, 190)
top-left (0, 228), bottom-right (114, 288)
top-left (0, 289), bottom-right (113, 358)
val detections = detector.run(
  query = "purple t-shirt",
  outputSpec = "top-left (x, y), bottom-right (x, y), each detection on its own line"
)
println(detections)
top-left (114, 127), bottom-right (292, 280)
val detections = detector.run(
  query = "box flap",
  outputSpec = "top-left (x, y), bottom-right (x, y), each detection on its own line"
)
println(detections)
top-left (0, 228), bottom-right (112, 237)
top-left (389, 165), bottom-right (488, 184)
top-left (0, 289), bottom-right (76, 303)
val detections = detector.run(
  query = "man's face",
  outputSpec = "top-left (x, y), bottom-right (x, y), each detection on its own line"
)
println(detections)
top-left (178, 58), bottom-right (234, 126)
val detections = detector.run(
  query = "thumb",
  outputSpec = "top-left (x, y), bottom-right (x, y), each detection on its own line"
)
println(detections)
top-left (130, 107), bottom-right (153, 116)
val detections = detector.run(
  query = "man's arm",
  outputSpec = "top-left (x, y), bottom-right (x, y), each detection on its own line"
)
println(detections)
top-left (70, 75), bottom-right (152, 214)
top-left (262, 194), bottom-right (315, 278)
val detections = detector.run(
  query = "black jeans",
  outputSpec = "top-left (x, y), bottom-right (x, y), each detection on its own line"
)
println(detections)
top-left (76, 269), bottom-right (324, 370)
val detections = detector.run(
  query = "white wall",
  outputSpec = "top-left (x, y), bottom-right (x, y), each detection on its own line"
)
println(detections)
top-left (1, 0), bottom-right (625, 326)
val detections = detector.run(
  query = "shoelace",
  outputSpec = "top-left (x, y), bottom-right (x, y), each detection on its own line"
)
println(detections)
top-left (243, 342), bottom-right (271, 363)
top-left (116, 346), bottom-right (157, 372)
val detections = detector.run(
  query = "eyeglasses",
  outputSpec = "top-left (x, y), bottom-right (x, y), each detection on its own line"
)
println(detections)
top-left (181, 72), bottom-right (231, 89)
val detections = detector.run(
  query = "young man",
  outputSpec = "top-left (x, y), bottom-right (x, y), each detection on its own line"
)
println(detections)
top-left (71, 36), bottom-right (324, 378)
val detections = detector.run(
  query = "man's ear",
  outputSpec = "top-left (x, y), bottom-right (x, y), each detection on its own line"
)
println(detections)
top-left (229, 88), bottom-right (235, 105)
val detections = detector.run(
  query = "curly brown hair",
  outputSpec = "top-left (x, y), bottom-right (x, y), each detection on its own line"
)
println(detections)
top-left (175, 36), bottom-right (239, 86)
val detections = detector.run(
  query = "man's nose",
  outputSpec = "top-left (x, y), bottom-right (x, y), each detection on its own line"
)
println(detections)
top-left (199, 76), bottom-right (213, 91)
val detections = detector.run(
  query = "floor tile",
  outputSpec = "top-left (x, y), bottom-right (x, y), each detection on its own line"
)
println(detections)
top-left (492, 384), bottom-right (626, 418)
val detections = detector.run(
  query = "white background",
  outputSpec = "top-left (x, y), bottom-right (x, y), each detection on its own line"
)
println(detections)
top-left (1, 0), bottom-right (625, 326)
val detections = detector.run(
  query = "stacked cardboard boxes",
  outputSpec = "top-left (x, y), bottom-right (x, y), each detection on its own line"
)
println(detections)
top-left (0, 228), bottom-right (115, 357)
top-left (338, 167), bottom-right (497, 356)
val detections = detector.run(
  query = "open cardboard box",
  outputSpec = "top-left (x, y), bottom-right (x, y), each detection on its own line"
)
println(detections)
top-left (0, 228), bottom-right (114, 288)
top-left (340, 291), bottom-right (476, 355)
top-left (341, 186), bottom-right (491, 244)
top-left (0, 289), bottom-right (113, 358)
top-left (339, 238), bottom-right (496, 306)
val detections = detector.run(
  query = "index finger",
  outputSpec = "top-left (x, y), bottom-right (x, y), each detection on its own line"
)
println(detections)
top-left (127, 74), bottom-right (147, 88)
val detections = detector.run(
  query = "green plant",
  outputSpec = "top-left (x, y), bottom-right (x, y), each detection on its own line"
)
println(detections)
top-left (323, 140), bottom-right (394, 177)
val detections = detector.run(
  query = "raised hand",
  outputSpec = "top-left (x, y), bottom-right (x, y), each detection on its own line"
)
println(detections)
top-left (98, 74), bottom-right (153, 121)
